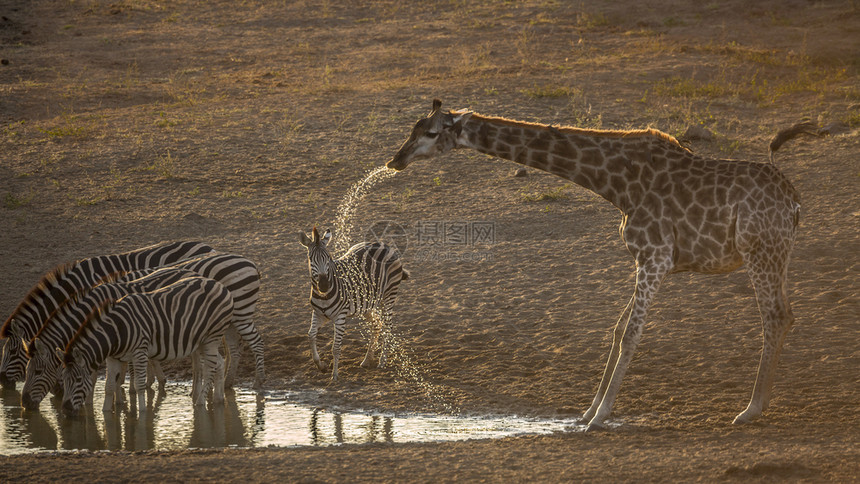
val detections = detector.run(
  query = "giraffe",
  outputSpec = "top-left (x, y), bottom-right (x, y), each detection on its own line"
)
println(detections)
top-left (387, 99), bottom-right (817, 430)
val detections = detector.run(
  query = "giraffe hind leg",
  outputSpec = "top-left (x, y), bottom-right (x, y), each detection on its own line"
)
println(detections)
top-left (733, 247), bottom-right (795, 424)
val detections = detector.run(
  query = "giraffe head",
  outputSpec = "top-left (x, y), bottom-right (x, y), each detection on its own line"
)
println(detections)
top-left (299, 227), bottom-right (335, 294)
top-left (387, 99), bottom-right (472, 171)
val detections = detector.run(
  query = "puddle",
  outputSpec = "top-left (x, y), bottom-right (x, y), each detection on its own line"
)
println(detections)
top-left (0, 382), bottom-right (584, 454)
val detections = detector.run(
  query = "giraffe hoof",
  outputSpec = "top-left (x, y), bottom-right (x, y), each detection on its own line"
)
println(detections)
top-left (585, 421), bottom-right (608, 433)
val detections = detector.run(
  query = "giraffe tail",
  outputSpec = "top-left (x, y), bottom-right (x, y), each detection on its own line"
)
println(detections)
top-left (768, 121), bottom-right (822, 164)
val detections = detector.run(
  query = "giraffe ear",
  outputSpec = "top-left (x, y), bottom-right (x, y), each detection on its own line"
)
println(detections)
top-left (428, 99), bottom-right (445, 131)
top-left (452, 111), bottom-right (472, 134)
top-left (430, 99), bottom-right (442, 115)
top-left (299, 231), bottom-right (312, 247)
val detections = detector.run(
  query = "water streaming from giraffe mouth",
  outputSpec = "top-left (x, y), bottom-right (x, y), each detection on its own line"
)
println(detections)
top-left (0, 382), bottom-right (587, 454)
top-left (326, 165), bottom-right (460, 413)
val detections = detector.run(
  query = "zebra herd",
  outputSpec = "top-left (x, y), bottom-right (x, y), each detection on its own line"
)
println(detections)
top-left (0, 233), bottom-right (407, 417)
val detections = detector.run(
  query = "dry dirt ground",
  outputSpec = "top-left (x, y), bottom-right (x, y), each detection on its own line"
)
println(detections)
top-left (1, 0), bottom-right (859, 481)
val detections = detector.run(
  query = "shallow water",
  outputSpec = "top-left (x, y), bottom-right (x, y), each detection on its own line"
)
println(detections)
top-left (0, 382), bottom-right (584, 454)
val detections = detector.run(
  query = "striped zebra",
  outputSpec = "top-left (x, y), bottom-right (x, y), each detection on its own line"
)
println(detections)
top-left (60, 276), bottom-right (234, 416)
top-left (22, 267), bottom-right (198, 411)
top-left (1, 241), bottom-right (214, 387)
top-left (22, 252), bottom-right (265, 410)
top-left (299, 227), bottom-right (409, 381)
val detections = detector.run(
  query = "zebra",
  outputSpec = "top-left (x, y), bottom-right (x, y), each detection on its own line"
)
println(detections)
top-left (22, 267), bottom-right (198, 411)
top-left (1, 241), bottom-right (214, 387)
top-left (60, 276), bottom-right (234, 416)
top-left (299, 227), bottom-right (409, 381)
top-left (23, 251), bottom-right (265, 410)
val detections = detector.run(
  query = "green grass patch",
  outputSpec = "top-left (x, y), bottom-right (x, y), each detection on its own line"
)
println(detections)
top-left (519, 184), bottom-right (571, 203)
top-left (521, 84), bottom-right (573, 99)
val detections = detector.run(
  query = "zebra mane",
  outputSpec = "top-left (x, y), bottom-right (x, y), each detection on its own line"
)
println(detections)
top-left (30, 269), bottom-right (128, 347)
top-left (1, 262), bottom-right (79, 338)
top-left (64, 297), bottom-right (117, 365)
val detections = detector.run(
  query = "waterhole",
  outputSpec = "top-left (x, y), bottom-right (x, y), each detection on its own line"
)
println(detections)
top-left (0, 382), bottom-right (583, 454)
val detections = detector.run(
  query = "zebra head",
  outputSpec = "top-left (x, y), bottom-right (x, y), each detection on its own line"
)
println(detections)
top-left (387, 99), bottom-right (472, 171)
top-left (59, 346), bottom-right (95, 417)
top-left (22, 339), bottom-right (61, 410)
top-left (0, 320), bottom-right (27, 386)
top-left (299, 227), bottom-right (335, 294)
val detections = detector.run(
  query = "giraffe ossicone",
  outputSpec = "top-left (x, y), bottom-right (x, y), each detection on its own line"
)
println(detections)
top-left (390, 99), bottom-right (815, 429)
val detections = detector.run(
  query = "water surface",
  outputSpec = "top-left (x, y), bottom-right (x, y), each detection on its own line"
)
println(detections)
top-left (0, 382), bottom-right (583, 454)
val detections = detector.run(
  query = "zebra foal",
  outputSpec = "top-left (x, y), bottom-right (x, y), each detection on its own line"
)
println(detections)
top-left (60, 276), bottom-right (233, 416)
top-left (299, 227), bottom-right (409, 382)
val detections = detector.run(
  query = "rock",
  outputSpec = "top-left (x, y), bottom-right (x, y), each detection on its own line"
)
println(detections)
top-left (513, 167), bottom-right (528, 178)
top-left (682, 125), bottom-right (714, 142)
top-left (818, 122), bottom-right (849, 136)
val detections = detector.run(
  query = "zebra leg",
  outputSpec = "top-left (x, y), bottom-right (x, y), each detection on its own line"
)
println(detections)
top-left (231, 319), bottom-right (266, 391)
top-left (114, 362), bottom-right (128, 408)
top-left (102, 359), bottom-right (124, 413)
top-left (308, 310), bottom-right (327, 372)
top-left (132, 352), bottom-right (149, 416)
top-left (194, 341), bottom-right (221, 407)
top-left (191, 350), bottom-right (202, 402)
top-left (222, 326), bottom-right (240, 389)
top-left (212, 348), bottom-right (226, 405)
top-left (149, 360), bottom-right (166, 391)
top-left (360, 312), bottom-right (377, 368)
top-left (86, 370), bottom-right (98, 408)
top-left (378, 308), bottom-right (395, 370)
top-left (331, 314), bottom-right (347, 382)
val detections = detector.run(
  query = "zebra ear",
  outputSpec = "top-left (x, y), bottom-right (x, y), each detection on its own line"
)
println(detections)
top-left (9, 319), bottom-right (22, 337)
top-left (72, 347), bottom-right (86, 366)
top-left (299, 231), bottom-right (312, 247)
top-left (32, 339), bottom-right (47, 357)
top-left (321, 229), bottom-right (332, 246)
top-left (55, 347), bottom-right (66, 365)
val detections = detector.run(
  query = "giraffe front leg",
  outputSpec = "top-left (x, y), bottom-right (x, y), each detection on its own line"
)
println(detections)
top-left (330, 314), bottom-right (347, 382)
top-left (582, 294), bottom-right (634, 424)
top-left (586, 262), bottom-right (667, 431)
top-left (308, 310), bottom-right (327, 372)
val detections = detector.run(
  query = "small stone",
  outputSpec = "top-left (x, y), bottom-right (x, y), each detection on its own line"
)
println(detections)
top-left (682, 125), bottom-right (714, 141)
top-left (513, 167), bottom-right (528, 178)
top-left (818, 122), bottom-right (849, 136)
top-left (0, 59), bottom-right (8, 66)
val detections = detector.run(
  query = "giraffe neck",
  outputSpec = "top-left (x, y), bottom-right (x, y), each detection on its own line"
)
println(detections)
top-left (456, 114), bottom-right (684, 212)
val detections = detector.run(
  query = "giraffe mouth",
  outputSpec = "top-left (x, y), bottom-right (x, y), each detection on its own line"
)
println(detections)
top-left (386, 158), bottom-right (407, 171)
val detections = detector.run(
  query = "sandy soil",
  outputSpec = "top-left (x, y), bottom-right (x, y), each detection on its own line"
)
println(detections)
top-left (1, 0), bottom-right (858, 481)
